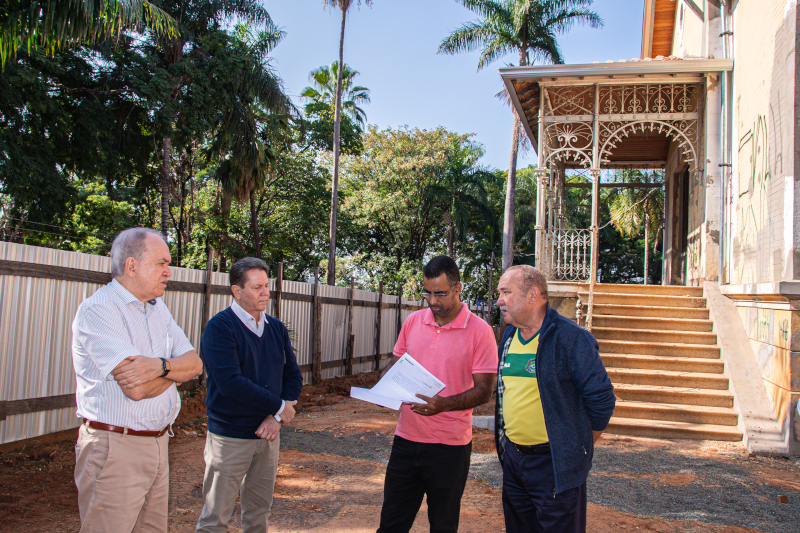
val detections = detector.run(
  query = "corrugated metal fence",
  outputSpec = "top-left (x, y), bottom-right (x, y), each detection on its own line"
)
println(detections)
top-left (0, 241), bottom-right (492, 445)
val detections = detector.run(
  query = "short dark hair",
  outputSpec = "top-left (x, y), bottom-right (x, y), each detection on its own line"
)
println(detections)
top-left (423, 255), bottom-right (460, 285)
top-left (229, 257), bottom-right (269, 288)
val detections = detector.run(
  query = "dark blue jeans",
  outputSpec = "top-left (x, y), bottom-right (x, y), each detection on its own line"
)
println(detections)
top-left (377, 435), bottom-right (472, 533)
top-left (502, 439), bottom-right (587, 533)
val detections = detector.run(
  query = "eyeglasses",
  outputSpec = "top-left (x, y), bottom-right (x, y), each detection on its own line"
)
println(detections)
top-left (420, 286), bottom-right (456, 300)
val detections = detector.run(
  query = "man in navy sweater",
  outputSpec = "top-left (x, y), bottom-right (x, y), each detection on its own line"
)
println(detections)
top-left (196, 257), bottom-right (303, 533)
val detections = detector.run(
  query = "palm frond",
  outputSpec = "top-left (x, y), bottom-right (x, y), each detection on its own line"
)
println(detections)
top-left (0, 0), bottom-right (177, 69)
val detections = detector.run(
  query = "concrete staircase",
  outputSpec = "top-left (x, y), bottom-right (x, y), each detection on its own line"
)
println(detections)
top-left (578, 283), bottom-right (742, 442)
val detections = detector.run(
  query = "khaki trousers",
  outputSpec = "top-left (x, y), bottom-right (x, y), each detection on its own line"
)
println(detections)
top-left (74, 423), bottom-right (170, 533)
top-left (195, 432), bottom-right (280, 533)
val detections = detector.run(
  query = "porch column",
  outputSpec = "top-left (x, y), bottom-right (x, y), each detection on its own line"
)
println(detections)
top-left (534, 167), bottom-right (548, 271)
top-left (703, 72), bottom-right (722, 282)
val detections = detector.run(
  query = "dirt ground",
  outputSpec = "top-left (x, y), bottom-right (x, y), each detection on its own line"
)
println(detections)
top-left (0, 373), bottom-right (797, 532)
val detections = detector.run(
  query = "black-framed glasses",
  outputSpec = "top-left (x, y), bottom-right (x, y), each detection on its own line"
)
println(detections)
top-left (420, 286), bottom-right (456, 300)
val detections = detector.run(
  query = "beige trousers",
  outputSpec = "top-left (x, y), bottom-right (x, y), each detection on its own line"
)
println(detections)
top-left (74, 423), bottom-right (170, 533)
top-left (195, 432), bottom-right (280, 533)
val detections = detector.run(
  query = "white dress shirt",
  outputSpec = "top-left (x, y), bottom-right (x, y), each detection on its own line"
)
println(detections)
top-left (229, 300), bottom-right (284, 415)
top-left (231, 300), bottom-right (265, 337)
top-left (72, 279), bottom-right (195, 431)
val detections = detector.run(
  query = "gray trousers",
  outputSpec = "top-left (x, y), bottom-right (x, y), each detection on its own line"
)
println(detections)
top-left (196, 432), bottom-right (280, 533)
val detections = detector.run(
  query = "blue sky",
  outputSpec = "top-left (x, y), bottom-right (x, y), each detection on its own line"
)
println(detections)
top-left (264, 0), bottom-right (644, 170)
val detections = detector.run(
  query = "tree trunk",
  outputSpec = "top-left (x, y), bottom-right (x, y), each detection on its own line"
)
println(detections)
top-left (502, 117), bottom-right (521, 271)
top-left (446, 219), bottom-right (455, 256)
top-left (160, 137), bottom-right (171, 238)
top-left (220, 190), bottom-right (231, 272)
top-left (501, 47), bottom-right (528, 272)
top-left (644, 210), bottom-right (650, 285)
top-left (327, 7), bottom-right (348, 286)
top-left (250, 190), bottom-right (261, 259)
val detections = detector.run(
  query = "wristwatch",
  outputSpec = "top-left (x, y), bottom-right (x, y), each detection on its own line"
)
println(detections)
top-left (159, 358), bottom-right (171, 377)
top-left (274, 413), bottom-right (282, 423)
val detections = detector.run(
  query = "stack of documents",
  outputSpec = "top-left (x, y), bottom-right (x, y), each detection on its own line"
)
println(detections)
top-left (350, 353), bottom-right (445, 410)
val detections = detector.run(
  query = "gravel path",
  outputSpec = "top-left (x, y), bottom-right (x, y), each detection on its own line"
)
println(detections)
top-left (281, 427), bottom-right (799, 532)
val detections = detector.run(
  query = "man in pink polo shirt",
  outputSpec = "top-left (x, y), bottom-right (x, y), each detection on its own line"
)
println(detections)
top-left (377, 255), bottom-right (498, 533)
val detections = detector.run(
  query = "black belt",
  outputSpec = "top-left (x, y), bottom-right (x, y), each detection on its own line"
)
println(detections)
top-left (509, 439), bottom-right (550, 454)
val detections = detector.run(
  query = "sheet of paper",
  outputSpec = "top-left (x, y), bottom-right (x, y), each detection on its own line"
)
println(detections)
top-left (349, 353), bottom-right (446, 409)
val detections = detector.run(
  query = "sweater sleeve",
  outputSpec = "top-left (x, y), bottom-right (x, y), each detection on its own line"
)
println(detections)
top-left (571, 330), bottom-right (616, 432)
top-left (277, 319), bottom-right (303, 402)
top-left (201, 316), bottom-right (284, 414)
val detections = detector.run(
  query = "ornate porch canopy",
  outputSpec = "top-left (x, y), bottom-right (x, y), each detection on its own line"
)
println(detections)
top-left (499, 58), bottom-right (733, 325)
top-left (501, 58), bottom-right (733, 171)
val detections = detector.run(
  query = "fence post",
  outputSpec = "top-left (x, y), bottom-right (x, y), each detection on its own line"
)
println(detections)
top-left (275, 262), bottom-right (283, 321)
top-left (200, 243), bottom-right (215, 387)
top-left (487, 251), bottom-right (495, 326)
top-left (396, 288), bottom-right (402, 342)
top-left (312, 267), bottom-right (322, 384)
top-left (345, 279), bottom-right (355, 375)
top-left (374, 281), bottom-right (383, 371)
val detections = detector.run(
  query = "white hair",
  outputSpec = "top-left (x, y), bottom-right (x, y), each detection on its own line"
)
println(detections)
top-left (110, 228), bottom-right (166, 277)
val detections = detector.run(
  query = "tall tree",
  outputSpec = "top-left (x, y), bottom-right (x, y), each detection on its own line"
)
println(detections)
top-left (438, 0), bottom-right (601, 271)
top-left (205, 24), bottom-right (295, 259)
top-left (0, 0), bottom-right (175, 68)
top-left (322, 0), bottom-right (372, 285)
top-left (148, 0), bottom-right (273, 238)
top-left (609, 170), bottom-right (665, 284)
top-left (301, 61), bottom-right (370, 126)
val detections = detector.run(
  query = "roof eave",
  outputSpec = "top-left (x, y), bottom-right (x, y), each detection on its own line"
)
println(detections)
top-left (499, 58), bottom-right (734, 82)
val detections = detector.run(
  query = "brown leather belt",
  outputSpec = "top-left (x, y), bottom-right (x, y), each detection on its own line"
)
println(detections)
top-left (85, 420), bottom-right (169, 438)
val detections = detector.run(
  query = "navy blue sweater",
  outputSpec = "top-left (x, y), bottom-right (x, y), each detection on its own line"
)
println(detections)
top-left (201, 307), bottom-right (303, 439)
top-left (495, 305), bottom-right (616, 493)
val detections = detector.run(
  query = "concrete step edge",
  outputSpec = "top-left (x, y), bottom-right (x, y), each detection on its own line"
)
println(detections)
top-left (593, 315), bottom-right (713, 325)
top-left (614, 399), bottom-right (738, 415)
top-left (598, 339), bottom-right (721, 350)
top-left (613, 383), bottom-right (734, 397)
top-left (607, 417), bottom-right (743, 437)
top-left (593, 326), bottom-right (717, 338)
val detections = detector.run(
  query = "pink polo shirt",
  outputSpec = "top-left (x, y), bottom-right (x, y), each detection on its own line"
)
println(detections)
top-left (393, 303), bottom-right (498, 446)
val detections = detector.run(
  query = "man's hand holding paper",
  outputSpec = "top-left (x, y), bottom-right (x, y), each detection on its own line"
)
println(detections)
top-left (350, 353), bottom-right (445, 410)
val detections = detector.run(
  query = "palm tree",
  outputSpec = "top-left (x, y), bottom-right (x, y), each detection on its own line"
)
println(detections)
top-left (301, 61), bottom-right (370, 125)
top-left (609, 170), bottom-right (665, 284)
top-left (0, 0), bottom-right (175, 69)
top-left (438, 0), bottom-right (602, 271)
top-left (151, 1), bottom-right (273, 239)
top-left (439, 141), bottom-right (495, 257)
top-left (206, 23), bottom-right (295, 259)
top-left (322, 0), bottom-right (372, 285)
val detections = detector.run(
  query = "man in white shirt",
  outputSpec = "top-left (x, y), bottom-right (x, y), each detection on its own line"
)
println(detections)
top-left (72, 227), bottom-right (203, 533)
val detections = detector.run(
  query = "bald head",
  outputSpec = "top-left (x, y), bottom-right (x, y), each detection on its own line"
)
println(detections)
top-left (505, 265), bottom-right (548, 299)
top-left (497, 265), bottom-right (548, 331)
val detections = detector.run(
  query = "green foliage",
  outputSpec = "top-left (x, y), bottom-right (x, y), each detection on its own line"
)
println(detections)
top-left (0, 0), bottom-right (176, 68)
top-left (438, 0), bottom-right (603, 70)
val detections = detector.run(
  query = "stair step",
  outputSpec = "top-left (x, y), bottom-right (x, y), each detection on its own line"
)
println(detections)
top-left (592, 304), bottom-right (710, 320)
top-left (579, 283), bottom-right (704, 297)
top-left (598, 339), bottom-right (720, 358)
top-left (593, 327), bottom-right (718, 345)
top-left (578, 292), bottom-right (707, 308)
top-left (606, 417), bottom-right (742, 441)
top-left (613, 400), bottom-right (739, 426)
top-left (592, 315), bottom-right (713, 332)
top-left (601, 353), bottom-right (724, 373)
top-left (607, 368), bottom-right (730, 390)
top-left (613, 383), bottom-right (734, 408)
